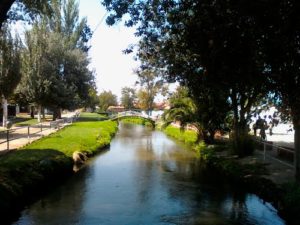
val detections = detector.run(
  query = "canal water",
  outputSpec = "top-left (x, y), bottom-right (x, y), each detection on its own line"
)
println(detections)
top-left (12, 123), bottom-right (286, 225)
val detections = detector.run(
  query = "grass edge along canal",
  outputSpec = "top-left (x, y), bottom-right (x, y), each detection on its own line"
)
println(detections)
top-left (0, 113), bottom-right (118, 221)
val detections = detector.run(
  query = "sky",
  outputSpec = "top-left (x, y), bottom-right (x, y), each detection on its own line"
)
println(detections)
top-left (78, 0), bottom-right (140, 100)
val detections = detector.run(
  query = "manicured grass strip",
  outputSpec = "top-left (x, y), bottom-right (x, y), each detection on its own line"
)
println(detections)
top-left (119, 116), bottom-right (154, 127)
top-left (22, 120), bottom-right (118, 156)
top-left (78, 112), bottom-right (108, 121)
top-left (164, 125), bottom-right (198, 146)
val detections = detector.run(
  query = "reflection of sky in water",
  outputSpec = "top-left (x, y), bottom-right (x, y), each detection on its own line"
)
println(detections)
top-left (222, 194), bottom-right (285, 225)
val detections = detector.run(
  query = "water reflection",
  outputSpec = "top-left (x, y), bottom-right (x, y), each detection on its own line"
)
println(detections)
top-left (12, 123), bottom-right (286, 225)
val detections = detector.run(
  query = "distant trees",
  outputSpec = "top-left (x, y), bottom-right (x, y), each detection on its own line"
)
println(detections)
top-left (98, 90), bottom-right (118, 112)
top-left (136, 69), bottom-right (167, 115)
top-left (0, 24), bottom-right (21, 127)
top-left (121, 87), bottom-right (136, 110)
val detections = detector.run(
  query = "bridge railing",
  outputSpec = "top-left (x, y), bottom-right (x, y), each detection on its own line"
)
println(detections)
top-left (110, 111), bottom-right (151, 120)
top-left (254, 139), bottom-right (294, 169)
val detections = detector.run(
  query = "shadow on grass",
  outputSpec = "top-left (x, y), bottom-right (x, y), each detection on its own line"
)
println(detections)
top-left (0, 148), bottom-right (73, 224)
top-left (77, 116), bottom-right (108, 122)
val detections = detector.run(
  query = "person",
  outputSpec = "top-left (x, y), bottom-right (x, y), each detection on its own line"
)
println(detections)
top-left (253, 123), bottom-right (257, 136)
top-left (260, 116), bottom-right (268, 140)
top-left (260, 126), bottom-right (266, 140)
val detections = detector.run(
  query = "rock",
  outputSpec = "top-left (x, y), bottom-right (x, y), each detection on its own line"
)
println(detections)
top-left (72, 151), bottom-right (88, 165)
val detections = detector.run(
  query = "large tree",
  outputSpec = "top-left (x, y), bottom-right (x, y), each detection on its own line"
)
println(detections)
top-left (255, 0), bottom-right (300, 179)
top-left (0, 0), bottom-right (51, 29)
top-left (17, 0), bottom-right (94, 120)
top-left (102, 0), bottom-right (300, 175)
top-left (103, 0), bottom-right (267, 154)
top-left (0, 23), bottom-right (21, 127)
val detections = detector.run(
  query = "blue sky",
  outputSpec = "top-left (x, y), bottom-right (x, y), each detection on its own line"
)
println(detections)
top-left (79, 0), bottom-right (140, 100)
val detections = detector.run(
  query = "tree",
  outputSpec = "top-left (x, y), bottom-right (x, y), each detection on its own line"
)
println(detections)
top-left (121, 86), bottom-right (136, 110)
top-left (0, 23), bottom-right (21, 127)
top-left (103, 0), bottom-right (267, 155)
top-left (17, 0), bottom-right (94, 120)
top-left (0, 0), bottom-right (52, 29)
top-left (255, 0), bottom-right (300, 179)
top-left (17, 20), bottom-right (51, 122)
top-left (163, 86), bottom-right (229, 144)
top-left (98, 90), bottom-right (118, 112)
top-left (136, 69), bottom-right (167, 115)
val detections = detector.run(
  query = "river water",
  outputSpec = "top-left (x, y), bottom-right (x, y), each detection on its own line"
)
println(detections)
top-left (12, 123), bottom-right (286, 225)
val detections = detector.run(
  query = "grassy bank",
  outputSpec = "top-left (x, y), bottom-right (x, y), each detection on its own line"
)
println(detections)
top-left (0, 113), bottom-right (117, 221)
top-left (162, 125), bottom-right (300, 224)
top-left (119, 116), bottom-right (154, 127)
top-left (163, 125), bottom-right (198, 145)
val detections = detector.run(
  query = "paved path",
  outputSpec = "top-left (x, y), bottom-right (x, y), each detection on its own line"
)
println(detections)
top-left (239, 150), bottom-right (295, 185)
top-left (0, 112), bottom-right (77, 154)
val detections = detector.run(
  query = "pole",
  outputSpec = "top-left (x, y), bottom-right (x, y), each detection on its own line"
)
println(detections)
top-left (6, 129), bottom-right (9, 150)
top-left (263, 142), bottom-right (266, 161)
top-left (27, 126), bottom-right (30, 143)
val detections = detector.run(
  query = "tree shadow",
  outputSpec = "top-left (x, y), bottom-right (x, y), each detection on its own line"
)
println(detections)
top-left (0, 148), bottom-right (73, 224)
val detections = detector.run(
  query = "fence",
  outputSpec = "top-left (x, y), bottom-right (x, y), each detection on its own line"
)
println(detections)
top-left (0, 112), bottom-right (80, 152)
top-left (254, 139), bottom-right (294, 169)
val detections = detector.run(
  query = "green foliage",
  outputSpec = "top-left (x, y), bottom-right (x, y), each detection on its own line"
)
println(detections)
top-left (121, 87), bottom-right (136, 109)
top-left (98, 90), bottom-right (118, 112)
top-left (0, 24), bottom-right (22, 99)
top-left (136, 69), bottom-right (168, 114)
top-left (17, 0), bottom-right (94, 112)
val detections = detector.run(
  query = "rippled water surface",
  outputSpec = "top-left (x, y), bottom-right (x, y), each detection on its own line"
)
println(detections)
top-left (12, 123), bottom-right (286, 225)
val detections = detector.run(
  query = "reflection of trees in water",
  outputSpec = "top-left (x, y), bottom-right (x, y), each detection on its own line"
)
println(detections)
top-left (159, 154), bottom-right (250, 224)
top-left (20, 166), bottom-right (94, 225)
top-left (117, 123), bottom-right (153, 146)
top-left (134, 134), bottom-right (155, 204)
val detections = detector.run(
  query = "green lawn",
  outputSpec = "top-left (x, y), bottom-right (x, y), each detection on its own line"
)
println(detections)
top-left (22, 113), bottom-right (117, 156)
top-left (78, 112), bottom-right (108, 122)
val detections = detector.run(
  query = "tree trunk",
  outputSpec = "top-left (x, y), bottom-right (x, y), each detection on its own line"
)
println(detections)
top-left (30, 106), bottom-right (34, 118)
top-left (294, 122), bottom-right (300, 180)
top-left (37, 105), bottom-right (42, 123)
top-left (2, 96), bottom-right (8, 128)
top-left (53, 108), bottom-right (62, 120)
top-left (42, 107), bottom-right (45, 119)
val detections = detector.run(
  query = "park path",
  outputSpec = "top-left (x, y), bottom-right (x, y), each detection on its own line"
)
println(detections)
top-left (0, 112), bottom-right (77, 154)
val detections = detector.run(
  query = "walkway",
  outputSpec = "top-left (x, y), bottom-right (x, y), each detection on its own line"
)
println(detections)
top-left (239, 150), bottom-right (295, 185)
top-left (0, 112), bottom-right (78, 154)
